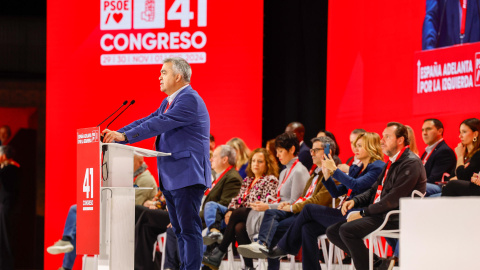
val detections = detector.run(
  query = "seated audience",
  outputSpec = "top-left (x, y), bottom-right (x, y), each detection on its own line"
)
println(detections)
top-left (420, 119), bottom-right (456, 197)
top-left (261, 132), bottom-right (385, 270)
top-left (285, 122), bottom-right (313, 170)
top-left (442, 118), bottom-right (480, 196)
top-left (47, 155), bottom-right (157, 270)
top-left (0, 145), bottom-right (19, 270)
top-left (203, 133), bottom-right (308, 269)
top-left (227, 137), bottom-right (251, 179)
top-left (237, 136), bottom-right (340, 270)
top-left (325, 122), bottom-right (426, 270)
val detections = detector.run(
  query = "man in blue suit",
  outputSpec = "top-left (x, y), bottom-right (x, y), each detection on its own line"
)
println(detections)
top-left (422, 0), bottom-right (480, 50)
top-left (103, 57), bottom-right (211, 270)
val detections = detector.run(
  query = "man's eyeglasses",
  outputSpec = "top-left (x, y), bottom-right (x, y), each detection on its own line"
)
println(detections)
top-left (310, 148), bottom-right (324, 154)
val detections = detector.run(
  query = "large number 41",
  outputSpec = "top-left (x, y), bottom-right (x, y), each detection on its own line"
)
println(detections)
top-left (165, 0), bottom-right (207, 27)
top-left (83, 168), bottom-right (94, 199)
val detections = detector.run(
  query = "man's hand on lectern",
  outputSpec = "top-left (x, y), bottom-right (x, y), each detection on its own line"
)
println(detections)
top-left (102, 129), bottom-right (125, 143)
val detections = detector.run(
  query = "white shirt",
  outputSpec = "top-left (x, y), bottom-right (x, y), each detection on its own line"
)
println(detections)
top-left (389, 149), bottom-right (402, 163)
top-left (167, 84), bottom-right (189, 104)
top-left (425, 138), bottom-right (443, 155)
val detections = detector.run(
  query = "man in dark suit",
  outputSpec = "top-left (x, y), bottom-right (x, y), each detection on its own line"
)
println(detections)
top-left (285, 122), bottom-right (313, 170)
top-left (163, 145), bottom-right (243, 270)
top-left (421, 119), bottom-right (456, 196)
top-left (201, 145), bottom-right (243, 222)
top-left (103, 57), bottom-right (211, 270)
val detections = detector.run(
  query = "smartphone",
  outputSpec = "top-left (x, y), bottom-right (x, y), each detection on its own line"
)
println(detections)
top-left (324, 143), bottom-right (331, 158)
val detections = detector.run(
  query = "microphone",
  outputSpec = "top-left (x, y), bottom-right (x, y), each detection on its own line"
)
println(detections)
top-left (96, 100), bottom-right (128, 127)
top-left (105, 100), bottom-right (136, 130)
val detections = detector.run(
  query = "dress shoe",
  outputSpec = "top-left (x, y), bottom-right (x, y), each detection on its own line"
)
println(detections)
top-left (260, 245), bottom-right (287, 259)
top-left (202, 247), bottom-right (225, 270)
top-left (374, 257), bottom-right (397, 270)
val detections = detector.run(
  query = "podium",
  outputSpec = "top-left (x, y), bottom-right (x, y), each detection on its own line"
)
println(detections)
top-left (76, 127), bottom-right (170, 270)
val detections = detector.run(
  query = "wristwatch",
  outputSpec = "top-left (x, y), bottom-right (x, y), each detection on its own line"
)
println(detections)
top-left (360, 209), bottom-right (366, 217)
top-left (122, 132), bottom-right (128, 142)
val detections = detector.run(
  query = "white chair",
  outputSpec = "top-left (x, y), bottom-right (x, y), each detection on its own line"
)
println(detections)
top-left (153, 232), bottom-right (167, 270)
top-left (365, 190), bottom-right (425, 270)
top-left (317, 198), bottom-right (345, 270)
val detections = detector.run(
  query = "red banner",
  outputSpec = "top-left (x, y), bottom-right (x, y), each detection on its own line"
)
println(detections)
top-left (414, 42), bottom-right (480, 115)
top-left (76, 127), bottom-right (101, 254)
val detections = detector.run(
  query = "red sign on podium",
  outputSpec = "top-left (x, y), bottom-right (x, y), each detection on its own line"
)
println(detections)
top-left (76, 127), bottom-right (101, 254)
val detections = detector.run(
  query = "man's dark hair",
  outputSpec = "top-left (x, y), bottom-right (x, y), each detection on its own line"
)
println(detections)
top-left (351, 128), bottom-right (366, 135)
top-left (423, 118), bottom-right (444, 135)
top-left (275, 132), bottom-right (299, 155)
top-left (0, 145), bottom-right (15, 159)
top-left (311, 136), bottom-right (336, 156)
top-left (387, 122), bottom-right (410, 146)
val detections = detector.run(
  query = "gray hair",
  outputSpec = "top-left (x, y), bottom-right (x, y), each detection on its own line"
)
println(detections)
top-left (219, 145), bottom-right (236, 166)
top-left (163, 57), bottom-right (192, 83)
top-left (311, 136), bottom-right (336, 155)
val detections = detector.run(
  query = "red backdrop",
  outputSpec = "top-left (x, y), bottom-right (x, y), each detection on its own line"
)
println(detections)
top-left (46, 0), bottom-right (263, 268)
top-left (326, 1), bottom-right (477, 161)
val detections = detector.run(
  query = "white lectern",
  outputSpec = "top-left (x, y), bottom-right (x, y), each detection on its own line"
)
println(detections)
top-left (76, 127), bottom-right (170, 270)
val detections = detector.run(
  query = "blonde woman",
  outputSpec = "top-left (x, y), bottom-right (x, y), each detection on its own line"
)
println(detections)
top-left (227, 137), bottom-right (251, 178)
top-left (406, 125), bottom-right (419, 156)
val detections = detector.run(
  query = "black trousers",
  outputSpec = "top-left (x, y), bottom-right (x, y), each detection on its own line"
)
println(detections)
top-left (326, 216), bottom-right (398, 270)
top-left (134, 205), bottom-right (171, 270)
top-left (0, 203), bottom-right (13, 270)
top-left (442, 180), bottom-right (480, 196)
top-left (217, 207), bottom-right (253, 267)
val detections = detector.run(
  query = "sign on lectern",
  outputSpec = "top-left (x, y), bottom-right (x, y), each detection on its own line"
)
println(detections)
top-left (76, 127), bottom-right (102, 254)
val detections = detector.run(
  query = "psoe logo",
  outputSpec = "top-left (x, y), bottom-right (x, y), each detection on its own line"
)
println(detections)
top-left (475, 52), bottom-right (480, 87)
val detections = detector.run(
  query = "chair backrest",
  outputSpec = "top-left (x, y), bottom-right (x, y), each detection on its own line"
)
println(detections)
top-left (411, 190), bottom-right (425, 199)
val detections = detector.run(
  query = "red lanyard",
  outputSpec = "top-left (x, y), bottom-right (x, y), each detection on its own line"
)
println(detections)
top-left (373, 146), bottom-right (408, 204)
top-left (422, 138), bottom-right (443, 165)
top-left (205, 166), bottom-right (233, 196)
top-left (276, 159), bottom-right (299, 199)
top-left (241, 177), bottom-right (260, 203)
top-left (460, 0), bottom-right (468, 36)
top-left (294, 172), bottom-right (319, 204)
